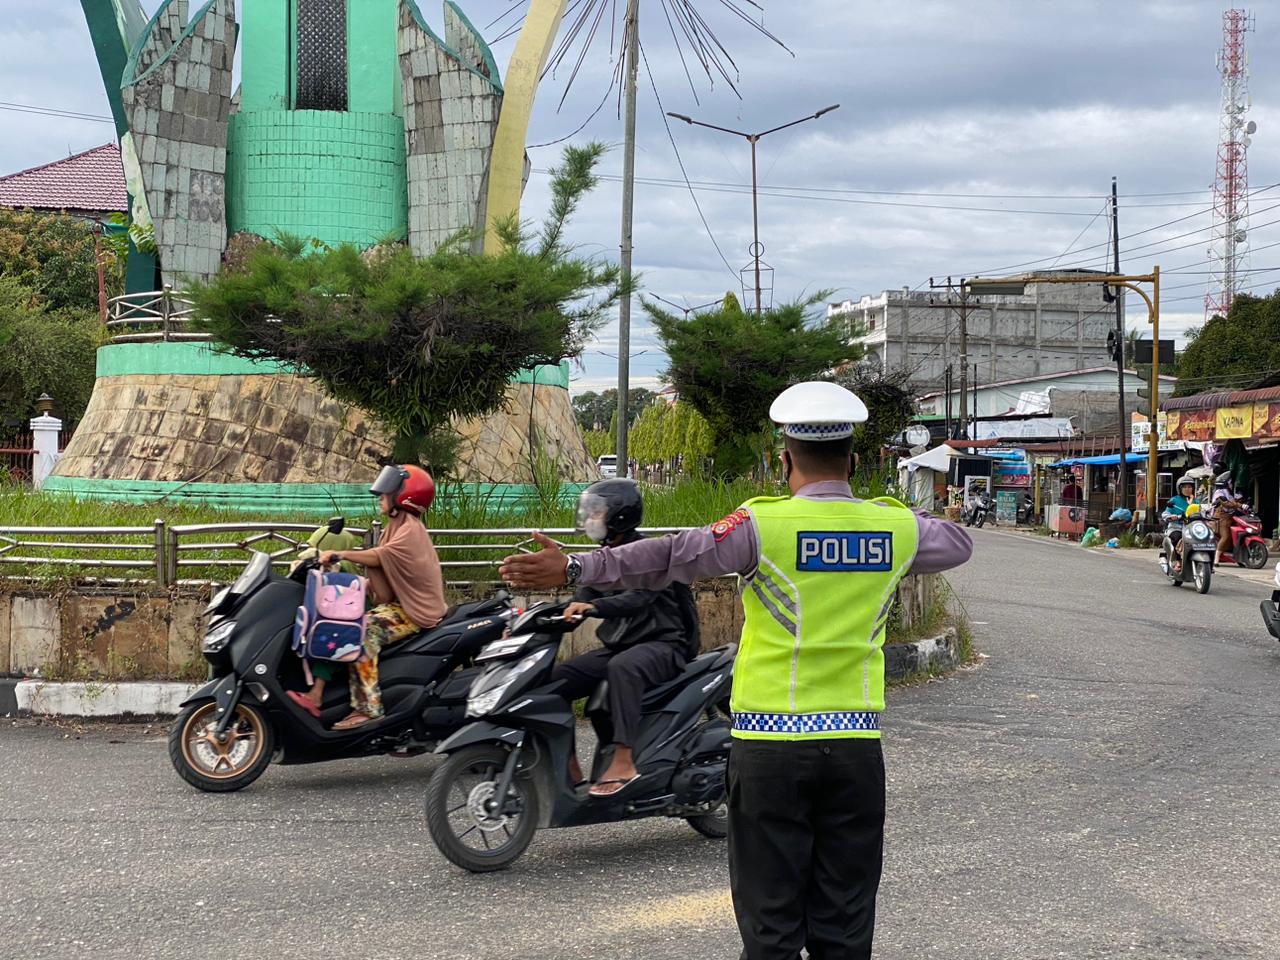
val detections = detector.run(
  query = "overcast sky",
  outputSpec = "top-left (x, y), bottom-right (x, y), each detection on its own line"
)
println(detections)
top-left (4, 1), bottom-right (1279, 392)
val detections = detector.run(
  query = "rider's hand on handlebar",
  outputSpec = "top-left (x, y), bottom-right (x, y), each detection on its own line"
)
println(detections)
top-left (563, 602), bottom-right (597, 624)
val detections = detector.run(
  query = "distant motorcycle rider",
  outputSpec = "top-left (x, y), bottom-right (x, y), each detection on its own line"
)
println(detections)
top-left (1163, 474), bottom-right (1199, 571)
top-left (1210, 470), bottom-right (1244, 559)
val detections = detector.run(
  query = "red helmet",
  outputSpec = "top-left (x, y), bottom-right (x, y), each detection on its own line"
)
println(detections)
top-left (370, 464), bottom-right (435, 515)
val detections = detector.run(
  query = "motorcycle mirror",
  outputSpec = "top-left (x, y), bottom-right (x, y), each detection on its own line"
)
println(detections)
top-left (327, 516), bottom-right (346, 535)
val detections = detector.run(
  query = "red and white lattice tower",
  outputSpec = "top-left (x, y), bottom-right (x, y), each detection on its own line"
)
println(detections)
top-left (1206, 8), bottom-right (1257, 320)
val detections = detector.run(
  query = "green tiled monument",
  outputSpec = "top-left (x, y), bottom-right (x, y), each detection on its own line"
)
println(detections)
top-left (57, 0), bottom-right (594, 511)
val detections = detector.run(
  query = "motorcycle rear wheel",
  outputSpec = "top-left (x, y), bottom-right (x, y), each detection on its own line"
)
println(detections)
top-left (1242, 541), bottom-right (1270, 569)
top-left (425, 744), bottom-right (539, 873)
top-left (687, 801), bottom-right (728, 839)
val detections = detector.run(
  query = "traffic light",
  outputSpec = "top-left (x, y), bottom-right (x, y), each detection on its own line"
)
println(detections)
top-left (1134, 362), bottom-right (1155, 418)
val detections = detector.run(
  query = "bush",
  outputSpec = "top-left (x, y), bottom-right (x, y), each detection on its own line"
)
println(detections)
top-left (646, 292), bottom-right (863, 478)
top-left (190, 144), bottom-right (621, 473)
top-left (0, 208), bottom-right (121, 311)
top-left (0, 278), bottom-right (101, 436)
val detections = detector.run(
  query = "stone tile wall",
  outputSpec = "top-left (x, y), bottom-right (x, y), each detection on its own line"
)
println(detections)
top-left (122, 0), bottom-right (237, 285)
top-left (399, 0), bottom-right (502, 256)
top-left (55, 371), bottom-right (595, 485)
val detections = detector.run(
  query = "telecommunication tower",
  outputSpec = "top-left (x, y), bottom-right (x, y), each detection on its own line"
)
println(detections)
top-left (1206, 8), bottom-right (1257, 321)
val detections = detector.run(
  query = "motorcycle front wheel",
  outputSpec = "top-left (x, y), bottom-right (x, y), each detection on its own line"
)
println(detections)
top-left (169, 699), bottom-right (273, 793)
top-left (1242, 541), bottom-right (1270, 569)
top-left (1193, 559), bottom-right (1212, 594)
top-left (975, 512), bottom-right (987, 529)
top-left (425, 744), bottom-right (540, 873)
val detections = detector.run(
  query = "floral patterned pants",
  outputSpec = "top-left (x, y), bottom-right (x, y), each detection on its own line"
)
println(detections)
top-left (349, 603), bottom-right (419, 718)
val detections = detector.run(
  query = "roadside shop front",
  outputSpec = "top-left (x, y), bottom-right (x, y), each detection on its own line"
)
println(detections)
top-left (1163, 387), bottom-right (1280, 540)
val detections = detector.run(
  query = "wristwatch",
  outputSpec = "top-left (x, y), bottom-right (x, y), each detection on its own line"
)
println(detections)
top-left (564, 554), bottom-right (582, 586)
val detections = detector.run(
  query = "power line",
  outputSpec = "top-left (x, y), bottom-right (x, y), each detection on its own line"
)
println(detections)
top-left (529, 167), bottom-right (1142, 216)
top-left (638, 40), bottom-right (739, 281)
top-left (0, 101), bottom-right (113, 123)
top-left (526, 167), bottom-right (1221, 203)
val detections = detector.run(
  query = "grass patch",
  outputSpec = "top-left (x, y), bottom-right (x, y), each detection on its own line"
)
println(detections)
top-left (0, 476), bottom-right (902, 584)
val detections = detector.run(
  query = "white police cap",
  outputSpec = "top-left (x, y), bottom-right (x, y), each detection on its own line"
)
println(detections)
top-left (770, 381), bottom-right (869, 441)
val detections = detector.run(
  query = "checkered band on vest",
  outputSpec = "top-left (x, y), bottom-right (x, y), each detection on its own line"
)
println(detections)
top-left (732, 711), bottom-right (881, 735)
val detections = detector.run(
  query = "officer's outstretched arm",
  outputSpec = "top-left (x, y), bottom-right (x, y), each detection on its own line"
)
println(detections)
top-left (577, 515), bottom-right (760, 592)
top-left (908, 509), bottom-right (974, 574)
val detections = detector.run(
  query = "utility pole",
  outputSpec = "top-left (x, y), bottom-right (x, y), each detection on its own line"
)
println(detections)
top-left (928, 277), bottom-right (973, 441)
top-left (1111, 177), bottom-right (1129, 511)
top-left (971, 362), bottom-right (978, 425)
top-left (944, 364), bottom-right (953, 441)
top-left (615, 0), bottom-right (639, 477)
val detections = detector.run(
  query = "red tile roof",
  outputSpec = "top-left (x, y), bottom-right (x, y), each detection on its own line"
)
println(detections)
top-left (0, 143), bottom-right (127, 216)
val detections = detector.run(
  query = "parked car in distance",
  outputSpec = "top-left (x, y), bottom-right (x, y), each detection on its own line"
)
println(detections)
top-left (597, 454), bottom-right (617, 478)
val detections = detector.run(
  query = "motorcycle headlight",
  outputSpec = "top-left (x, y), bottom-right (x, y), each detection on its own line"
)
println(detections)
top-left (465, 649), bottom-right (549, 718)
top-left (1189, 521), bottom-right (1212, 541)
top-left (202, 619), bottom-right (237, 653)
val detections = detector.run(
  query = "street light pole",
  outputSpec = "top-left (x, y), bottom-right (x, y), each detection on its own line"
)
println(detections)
top-left (667, 104), bottom-right (840, 314)
top-left (649, 294), bottom-right (723, 319)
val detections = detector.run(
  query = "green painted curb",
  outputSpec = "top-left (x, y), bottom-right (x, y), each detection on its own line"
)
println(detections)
top-left (41, 477), bottom-right (590, 513)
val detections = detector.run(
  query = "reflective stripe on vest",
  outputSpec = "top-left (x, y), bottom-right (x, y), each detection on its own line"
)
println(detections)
top-left (731, 495), bottom-right (919, 741)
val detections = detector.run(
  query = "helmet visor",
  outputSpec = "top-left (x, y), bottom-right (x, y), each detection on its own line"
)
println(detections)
top-left (575, 492), bottom-right (609, 530)
top-left (370, 465), bottom-right (405, 497)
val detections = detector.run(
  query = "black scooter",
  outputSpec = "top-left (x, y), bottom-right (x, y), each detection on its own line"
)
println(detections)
top-left (169, 549), bottom-right (514, 792)
top-left (424, 600), bottom-right (735, 872)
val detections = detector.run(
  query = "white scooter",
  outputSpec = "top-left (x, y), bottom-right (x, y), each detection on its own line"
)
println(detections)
top-left (1261, 562), bottom-right (1280, 641)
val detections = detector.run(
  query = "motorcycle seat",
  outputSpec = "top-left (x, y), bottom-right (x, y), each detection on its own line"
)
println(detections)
top-left (438, 595), bottom-right (508, 627)
top-left (586, 649), bottom-right (725, 716)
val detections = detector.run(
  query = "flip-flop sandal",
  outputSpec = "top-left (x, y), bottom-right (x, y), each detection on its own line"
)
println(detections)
top-left (589, 775), bottom-right (640, 798)
top-left (332, 713), bottom-right (377, 730)
top-left (286, 690), bottom-right (321, 718)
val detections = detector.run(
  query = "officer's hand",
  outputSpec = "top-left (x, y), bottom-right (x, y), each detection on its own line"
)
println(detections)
top-left (500, 532), bottom-right (569, 589)
top-left (563, 602), bottom-right (596, 623)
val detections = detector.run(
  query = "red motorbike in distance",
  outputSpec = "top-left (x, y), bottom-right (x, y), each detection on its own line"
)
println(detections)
top-left (1218, 506), bottom-right (1270, 569)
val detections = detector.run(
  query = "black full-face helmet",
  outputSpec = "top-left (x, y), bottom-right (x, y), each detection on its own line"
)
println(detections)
top-left (575, 478), bottom-right (644, 543)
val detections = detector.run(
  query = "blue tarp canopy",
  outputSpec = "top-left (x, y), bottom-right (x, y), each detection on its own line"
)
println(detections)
top-left (1050, 453), bottom-right (1148, 468)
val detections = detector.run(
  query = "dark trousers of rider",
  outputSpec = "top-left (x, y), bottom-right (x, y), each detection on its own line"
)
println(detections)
top-left (550, 642), bottom-right (684, 746)
top-left (728, 738), bottom-right (885, 960)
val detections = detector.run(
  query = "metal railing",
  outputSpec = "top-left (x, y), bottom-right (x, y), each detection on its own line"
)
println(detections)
top-left (0, 522), bottom-right (697, 588)
top-left (106, 286), bottom-right (206, 343)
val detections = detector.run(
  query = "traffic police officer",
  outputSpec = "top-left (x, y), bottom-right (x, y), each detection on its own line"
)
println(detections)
top-left (499, 381), bottom-right (973, 960)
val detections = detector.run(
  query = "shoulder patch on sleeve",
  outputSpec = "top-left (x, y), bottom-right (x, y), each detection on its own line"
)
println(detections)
top-left (711, 508), bottom-right (750, 542)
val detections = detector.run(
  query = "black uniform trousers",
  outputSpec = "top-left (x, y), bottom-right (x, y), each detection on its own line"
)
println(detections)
top-left (550, 642), bottom-right (685, 746)
top-left (728, 737), bottom-right (886, 960)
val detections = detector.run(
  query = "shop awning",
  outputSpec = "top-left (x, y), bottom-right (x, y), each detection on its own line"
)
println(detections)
top-left (1050, 453), bottom-right (1149, 468)
top-left (899, 444), bottom-right (955, 472)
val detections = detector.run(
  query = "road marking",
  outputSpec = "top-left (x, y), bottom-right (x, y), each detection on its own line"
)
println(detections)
top-left (591, 889), bottom-right (735, 935)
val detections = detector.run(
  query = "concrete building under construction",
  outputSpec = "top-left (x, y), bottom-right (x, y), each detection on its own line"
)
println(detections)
top-left (828, 271), bottom-right (1116, 395)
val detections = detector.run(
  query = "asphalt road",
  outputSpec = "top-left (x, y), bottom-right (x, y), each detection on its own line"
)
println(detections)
top-left (3, 531), bottom-right (1280, 960)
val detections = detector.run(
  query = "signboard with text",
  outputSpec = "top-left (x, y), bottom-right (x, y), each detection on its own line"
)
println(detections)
top-left (1131, 416), bottom-right (1181, 453)
top-left (1166, 401), bottom-right (1280, 442)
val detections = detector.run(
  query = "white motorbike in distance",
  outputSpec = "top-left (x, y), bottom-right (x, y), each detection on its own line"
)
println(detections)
top-left (1261, 562), bottom-right (1280, 642)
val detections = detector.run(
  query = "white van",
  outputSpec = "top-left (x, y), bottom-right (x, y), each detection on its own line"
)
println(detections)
top-left (596, 454), bottom-right (617, 478)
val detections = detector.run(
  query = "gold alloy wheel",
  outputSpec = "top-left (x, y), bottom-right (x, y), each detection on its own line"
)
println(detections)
top-left (180, 702), bottom-right (266, 779)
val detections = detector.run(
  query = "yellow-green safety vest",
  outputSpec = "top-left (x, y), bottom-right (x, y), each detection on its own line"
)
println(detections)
top-left (731, 495), bottom-right (919, 741)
